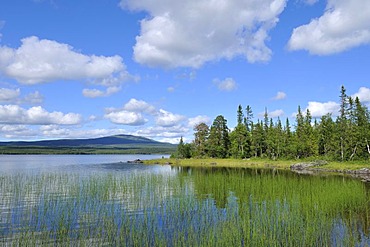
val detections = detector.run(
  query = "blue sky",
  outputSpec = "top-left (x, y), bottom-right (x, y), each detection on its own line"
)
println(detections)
top-left (0, 0), bottom-right (369, 143)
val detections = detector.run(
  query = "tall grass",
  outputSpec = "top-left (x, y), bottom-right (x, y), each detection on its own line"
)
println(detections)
top-left (1, 167), bottom-right (369, 246)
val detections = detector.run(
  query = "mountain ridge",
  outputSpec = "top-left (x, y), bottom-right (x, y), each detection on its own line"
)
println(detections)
top-left (0, 134), bottom-right (173, 147)
top-left (0, 134), bottom-right (176, 154)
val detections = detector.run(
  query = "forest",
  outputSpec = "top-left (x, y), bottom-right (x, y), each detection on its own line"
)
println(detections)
top-left (177, 86), bottom-right (370, 162)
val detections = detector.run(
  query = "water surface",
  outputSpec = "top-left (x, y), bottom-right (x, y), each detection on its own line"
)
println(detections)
top-left (0, 154), bottom-right (171, 174)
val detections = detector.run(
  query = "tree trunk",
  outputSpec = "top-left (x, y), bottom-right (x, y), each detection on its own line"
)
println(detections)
top-left (341, 137), bottom-right (344, 161)
top-left (349, 144), bottom-right (357, 161)
top-left (366, 139), bottom-right (370, 156)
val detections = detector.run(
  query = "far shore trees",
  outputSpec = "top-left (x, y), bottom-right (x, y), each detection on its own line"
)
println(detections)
top-left (177, 85), bottom-right (370, 162)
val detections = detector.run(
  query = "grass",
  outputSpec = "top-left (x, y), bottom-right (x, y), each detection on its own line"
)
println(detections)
top-left (144, 157), bottom-right (370, 173)
top-left (144, 157), bottom-right (296, 169)
top-left (1, 167), bottom-right (369, 246)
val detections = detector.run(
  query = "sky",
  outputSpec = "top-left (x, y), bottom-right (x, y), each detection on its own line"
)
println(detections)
top-left (0, 0), bottom-right (369, 144)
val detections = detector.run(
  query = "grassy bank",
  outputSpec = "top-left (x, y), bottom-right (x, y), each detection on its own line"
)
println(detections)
top-left (144, 157), bottom-right (370, 172)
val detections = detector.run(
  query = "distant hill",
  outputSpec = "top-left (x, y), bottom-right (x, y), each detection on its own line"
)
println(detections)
top-left (0, 134), bottom-right (177, 154)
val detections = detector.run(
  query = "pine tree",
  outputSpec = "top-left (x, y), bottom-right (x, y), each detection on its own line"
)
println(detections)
top-left (338, 85), bottom-right (349, 161)
top-left (208, 115), bottom-right (230, 158)
top-left (245, 105), bottom-right (253, 132)
top-left (193, 123), bottom-right (209, 157)
top-left (237, 105), bottom-right (244, 125)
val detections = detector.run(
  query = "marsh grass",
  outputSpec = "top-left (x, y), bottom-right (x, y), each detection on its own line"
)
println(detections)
top-left (1, 167), bottom-right (369, 246)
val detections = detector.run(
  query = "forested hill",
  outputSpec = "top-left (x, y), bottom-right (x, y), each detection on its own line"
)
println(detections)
top-left (0, 135), bottom-right (176, 154)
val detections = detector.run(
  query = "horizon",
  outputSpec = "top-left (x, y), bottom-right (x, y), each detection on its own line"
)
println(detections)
top-left (0, 0), bottom-right (369, 144)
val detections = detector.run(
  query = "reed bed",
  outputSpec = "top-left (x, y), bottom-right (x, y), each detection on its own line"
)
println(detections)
top-left (1, 167), bottom-right (369, 246)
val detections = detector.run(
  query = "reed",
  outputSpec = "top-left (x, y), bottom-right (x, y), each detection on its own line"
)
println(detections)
top-left (1, 167), bottom-right (369, 246)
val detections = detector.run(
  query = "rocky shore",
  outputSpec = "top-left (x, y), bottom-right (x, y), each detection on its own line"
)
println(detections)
top-left (290, 161), bottom-right (370, 183)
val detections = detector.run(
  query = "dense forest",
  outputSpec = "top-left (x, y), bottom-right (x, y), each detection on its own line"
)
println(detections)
top-left (177, 86), bottom-right (370, 162)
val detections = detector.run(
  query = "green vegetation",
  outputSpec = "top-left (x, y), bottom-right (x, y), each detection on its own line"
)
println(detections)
top-left (1, 168), bottom-right (369, 246)
top-left (176, 85), bottom-right (370, 162)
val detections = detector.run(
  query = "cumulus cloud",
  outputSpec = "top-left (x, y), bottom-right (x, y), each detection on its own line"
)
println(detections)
top-left (272, 91), bottom-right (286, 100)
top-left (305, 101), bottom-right (340, 117)
top-left (155, 109), bottom-right (185, 127)
top-left (0, 87), bottom-right (43, 104)
top-left (23, 91), bottom-right (44, 104)
top-left (188, 115), bottom-right (211, 128)
top-left (123, 98), bottom-right (156, 114)
top-left (133, 125), bottom-right (190, 144)
top-left (0, 124), bottom-right (37, 139)
top-left (288, 0), bottom-right (370, 55)
top-left (105, 98), bottom-right (186, 128)
top-left (104, 98), bottom-right (156, 126)
top-left (82, 86), bottom-right (121, 98)
top-left (120, 0), bottom-right (287, 68)
top-left (38, 125), bottom-right (128, 139)
top-left (269, 109), bottom-right (285, 118)
top-left (259, 109), bottom-right (284, 118)
top-left (213, 78), bottom-right (238, 92)
top-left (105, 111), bottom-right (147, 126)
top-left (0, 105), bottom-right (82, 125)
top-left (0, 36), bottom-right (133, 96)
top-left (0, 88), bottom-right (20, 102)
top-left (352, 87), bottom-right (370, 103)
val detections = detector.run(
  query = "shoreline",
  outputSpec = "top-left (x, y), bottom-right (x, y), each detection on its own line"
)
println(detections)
top-left (144, 158), bottom-right (370, 182)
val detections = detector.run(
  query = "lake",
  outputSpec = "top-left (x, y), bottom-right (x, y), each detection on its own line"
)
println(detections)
top-left (1, 155), bottom-right (369, 246)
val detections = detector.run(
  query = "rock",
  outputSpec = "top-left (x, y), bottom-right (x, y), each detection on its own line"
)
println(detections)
top-left (127, 159), bottom-right (143, 164)
top-left (290, 160), bottom-right (328, 171)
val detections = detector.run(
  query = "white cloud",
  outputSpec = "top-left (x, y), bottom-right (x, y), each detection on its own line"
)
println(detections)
top-left (305, 101), bottom-right (340, 117)
top-left (133, 125), bottom-right (190, 144)
top-left (0, 124), bottom-right (37, 139)
top-left (0, 105), bottom-right (82, 125)
top-left (105, 111), bottom-right (147, 126)
top-left (269, 109), bottom-right (284, 118)
top-left (0, 88), bottom-right (44, 104)
top-left (213, 78), bottom-right (238, 92)
top-left (272, 91), bottom-right (286, 100)
top-left (188, 115), bottom-right (211, 128)
top-left (38, 125), bottom-right (128, 139)
top-left (259, 109), bottom-right (284, 118)
top-left (288, 0), bottom-right (370, 55)
top-left (121, 0), bottom-right (287, 68)
top-left (0, 88), bottom-right (43, 104)
top-left (0, 36), bottom-right (132, 96)
top-left (82, 86), bottom-right (121, 98)
top-left (123, 98), bottom-right (156, 114)
top-left (104, 98), bottom-right (157, 126)
top-left (155, 109), bottom-right (185, 127)
top-left (0, 88), bottom-right (20, 102)
top-left (23, 91), bottom-right (44, 104)
top-left (352, 87), bottom-right (370, 103)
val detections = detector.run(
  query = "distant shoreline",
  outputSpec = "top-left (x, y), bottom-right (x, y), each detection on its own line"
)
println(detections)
top-left (144, 158), bottom-right (370, 182)
top-left (0, 146), bottom-right (175, 155)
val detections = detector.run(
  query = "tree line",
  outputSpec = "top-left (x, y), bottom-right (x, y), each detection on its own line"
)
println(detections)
top-left (176, 86), bottom-right (370, 161)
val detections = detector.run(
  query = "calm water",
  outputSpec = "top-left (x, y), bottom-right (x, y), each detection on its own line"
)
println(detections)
top-left (0, 154), bottom-right (171, 174)
top-left (1, 155), bottom-right (369, 245)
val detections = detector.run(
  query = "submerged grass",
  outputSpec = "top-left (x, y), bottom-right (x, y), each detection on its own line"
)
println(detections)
top-left (1, 167), bottom-right (369, 246)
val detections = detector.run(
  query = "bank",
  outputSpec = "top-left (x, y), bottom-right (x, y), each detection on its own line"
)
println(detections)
top-left (144, 157), bottom-right (370, 182)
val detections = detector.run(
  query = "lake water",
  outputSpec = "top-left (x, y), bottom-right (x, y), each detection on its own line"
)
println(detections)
top-left (0, 154), bottom-right (171, 174)
top-left (1, 155), bottom-right (369, 246)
